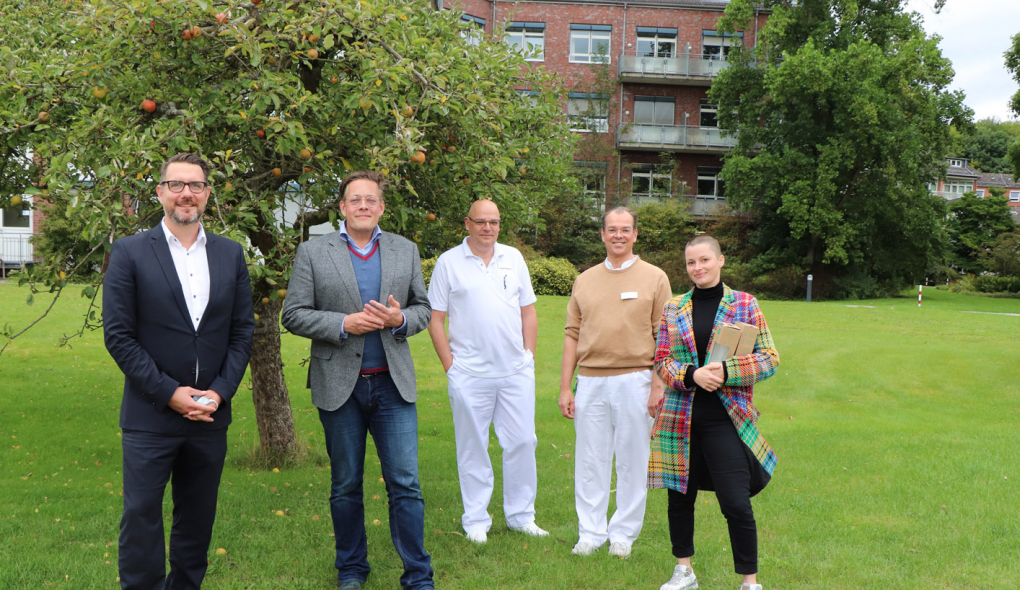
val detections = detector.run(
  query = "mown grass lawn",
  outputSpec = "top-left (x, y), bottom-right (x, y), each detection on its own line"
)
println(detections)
top-left (0, 282), bottom-right (1017, 589)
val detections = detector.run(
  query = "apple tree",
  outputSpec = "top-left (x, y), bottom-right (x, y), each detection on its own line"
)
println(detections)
top-left (0, 0), bottom-right (575, 454)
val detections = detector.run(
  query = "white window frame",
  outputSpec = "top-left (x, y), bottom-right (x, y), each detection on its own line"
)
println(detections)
top-left (947, 158), bottom-right (966, 168)
top-left (1010, 190), bottom-right (1020, 203)
top-left (697, 169), bottom-right (726, 199)
top-left (505, 22), bottom-right (545, 61)
top-left (461, 14), bottom-right (485, 46)
top-left (699, 99), bottom-right (718, 128)
top-left (570, 26), bottom-right (611, 64)
top-left (632, 169), bottom-right (672, 198)
top-left (975, 189), bottom-right (985, 197)
top-left (702, 30), bottom-right (741, 60)
top-left (943, 181), bottom-right (973, 196)
top-left (634, 96), bottom-right (675, 126)
top-left (0, 194), bottom-right (32, 230)
top-left (568, 96), bottom-right (609, 133)
top-left (636, 28), bottom-right (677, 58)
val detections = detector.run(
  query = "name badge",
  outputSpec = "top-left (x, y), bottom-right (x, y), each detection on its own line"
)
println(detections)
top-left (621, 291), bottom-right (638, 300)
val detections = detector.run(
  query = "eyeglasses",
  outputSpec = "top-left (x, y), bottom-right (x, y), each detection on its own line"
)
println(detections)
top-left (603, 227), bottom-right (633, 236)
top-left (468, 218), bottom-right (501, 227)
top-left (347, 196), bottom-right (381, 207)
top-left (160, 180), bottom-right (209, 193)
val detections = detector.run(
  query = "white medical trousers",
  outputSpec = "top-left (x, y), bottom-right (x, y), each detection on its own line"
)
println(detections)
top-left (573, 369), bottom-right (654, 547)
top-left (447, 360), bottom-right (538, 534)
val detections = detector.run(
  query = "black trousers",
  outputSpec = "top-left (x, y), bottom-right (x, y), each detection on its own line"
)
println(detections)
top-left (120, 425), bottom-right (227, 590)
top-left (667, 400), bottom-right (758, 575)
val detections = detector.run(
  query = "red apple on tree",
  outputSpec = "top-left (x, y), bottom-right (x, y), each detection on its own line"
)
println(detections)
top-left (216, 13), bottom-right (227, 24)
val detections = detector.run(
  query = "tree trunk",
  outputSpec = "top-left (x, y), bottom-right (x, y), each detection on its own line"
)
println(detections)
top-left (249, 298), bottom-right (297, 455)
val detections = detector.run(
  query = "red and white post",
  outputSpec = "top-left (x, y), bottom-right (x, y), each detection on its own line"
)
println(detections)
top-left (918, 284), bottom-right (923, 307)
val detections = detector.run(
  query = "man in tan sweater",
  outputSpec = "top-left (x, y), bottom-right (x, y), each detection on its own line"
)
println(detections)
top-left (559, 206), bottom-right (672, 559)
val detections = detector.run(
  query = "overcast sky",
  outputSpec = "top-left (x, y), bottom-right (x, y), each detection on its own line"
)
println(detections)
top-left (906, 0), bottom-right (1020, 122)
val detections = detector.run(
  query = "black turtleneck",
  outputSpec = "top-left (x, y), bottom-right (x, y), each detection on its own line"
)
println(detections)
top-left (691, 281), bottom-right (724, 365)
top-left (683, 281), bottom-right (729, 420)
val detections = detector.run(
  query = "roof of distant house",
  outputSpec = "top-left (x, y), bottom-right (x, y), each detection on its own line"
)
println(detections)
top-left (976, 172), bottom-right (1020, 189)
top-left (945, 158), bottom-right (981, 179)
top-left (533, 0), bottom-right (738, 8)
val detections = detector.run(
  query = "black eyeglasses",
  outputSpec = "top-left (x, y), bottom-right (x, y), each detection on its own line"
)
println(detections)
top-left (160, 180), bottom-right (210, 193)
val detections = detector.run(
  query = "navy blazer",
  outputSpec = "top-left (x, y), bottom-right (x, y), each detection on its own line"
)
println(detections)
top-left (103, 225), bottom-right (255, 433)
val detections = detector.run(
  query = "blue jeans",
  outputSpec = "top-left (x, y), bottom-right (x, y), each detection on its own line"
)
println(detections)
top-left (319, 372), bottom-right (434, 590)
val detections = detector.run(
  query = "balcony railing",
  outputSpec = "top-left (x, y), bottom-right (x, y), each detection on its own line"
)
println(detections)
top-left (0, 231), bottom-right (38, 271)
top-left (618, 51), bottom-right (731, 85)
top-left (625, 195), bottom-right (731, 217)
top-left (616, 123), bottom-right (738, 153)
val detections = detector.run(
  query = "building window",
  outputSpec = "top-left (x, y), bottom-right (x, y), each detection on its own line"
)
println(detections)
top-left (636, 27), bottom-right (677, 58)
top-left (634, 96), bottom-right (675, 125)
top-left (975, 189), bottom-right (985, 197)
top-left (947, 158), bottom-right (965, 168)
top-left (943, 181), bottom-right (972, 196)
top-left (702, 30), bottom-right (742, 60)
top-left (570, 24), bottom-right (611, 64)
top-left (1, 197), bottom-right (31, 229)
top-left (632, 167), bottom-right (672, 198)
top-left (699, 98), bottom-right (718, 128)
top-left (697, 167), bottom-right (726, 199)
top-left (1010, 190), bottom-right (1020, 203)
top-left (517, 89), bottom-right (539, 108)
top-left (461, 14), bottom-right (485, 46)
top-left (567, 94), bottom-right (609, 133)
top-left (506, 22), bottom-right (545, 61)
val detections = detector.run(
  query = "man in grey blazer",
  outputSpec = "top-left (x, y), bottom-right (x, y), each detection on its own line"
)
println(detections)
top-left (281, 170), bottom-right (434, 590)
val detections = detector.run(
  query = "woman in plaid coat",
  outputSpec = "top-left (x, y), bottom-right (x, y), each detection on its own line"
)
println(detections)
top-left (650, 235), bottom-right (779, 590)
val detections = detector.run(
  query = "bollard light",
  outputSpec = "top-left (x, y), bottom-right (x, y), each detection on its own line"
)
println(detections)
top-left (806, 274), bottom-right (813, 302)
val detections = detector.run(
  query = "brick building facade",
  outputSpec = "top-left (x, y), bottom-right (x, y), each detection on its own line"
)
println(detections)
top-left (444, 0), bottom-right (769, 215)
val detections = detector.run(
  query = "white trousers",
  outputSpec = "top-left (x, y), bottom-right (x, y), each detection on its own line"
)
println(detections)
top-left (574, 369), bottom-right (654, 546)
top-left (447, 360), bottom-right (538, 533)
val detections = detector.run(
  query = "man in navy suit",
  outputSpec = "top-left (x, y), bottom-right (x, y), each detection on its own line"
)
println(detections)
top-left (103, 153), bottom-right (254, 590)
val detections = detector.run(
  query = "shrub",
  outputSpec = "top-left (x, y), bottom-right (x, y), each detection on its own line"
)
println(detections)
top-left (421, 257), bottom-right (437, 288)
top-left (749, 265), bottom-right (808, 300)
top-left (639, 251), bottom-right (688, 294)
top-left (973, 275), bottom-right (1020, 294)
top-left (527, 256), bottom-right (579, 296)
top-left (632, 200), bottom-right (697, 255)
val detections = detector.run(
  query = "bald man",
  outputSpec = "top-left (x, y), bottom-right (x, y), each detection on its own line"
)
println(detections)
top-left (427, 200), bottom-right (548, 544)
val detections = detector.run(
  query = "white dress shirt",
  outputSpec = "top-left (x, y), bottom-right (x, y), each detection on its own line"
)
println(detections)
top-left (161, 219), bottom-right (210, 331)
top-left (605, 255), bottom-right (639, 271)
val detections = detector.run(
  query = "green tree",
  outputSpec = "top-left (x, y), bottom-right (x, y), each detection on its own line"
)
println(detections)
top-left (981, 230), bottom-right (1020, 277)
top-left (946, 192), bottom-right (1016, 274)
top-left (1005, 31), bottom-right (1020, 178)
top-left (951, 118), bottom-right (1020, 173)
top-left (713, 0), bottom-right (969, 297)
top-left (0, 0), bottom-right (575, 454)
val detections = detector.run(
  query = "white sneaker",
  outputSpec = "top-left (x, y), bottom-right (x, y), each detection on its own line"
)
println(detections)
top-left (509, 522), bottom-right (549, 537)
top-left (660, 564), bottom-right (698, 590)
top-left (607, 542), bottom-right (632, 558)
top-left (465, 529), bottom-right (487, 544)
top-left (740, 584), bottom-right (762, 590)
top-left (571, 541), bottom-right (600, 556)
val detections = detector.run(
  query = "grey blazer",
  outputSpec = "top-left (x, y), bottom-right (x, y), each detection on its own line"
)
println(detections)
top-left (281, 231), bottom-right (430, 411)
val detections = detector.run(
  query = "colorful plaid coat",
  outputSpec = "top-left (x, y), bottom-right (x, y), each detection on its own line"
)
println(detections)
top-left (647, 284), bottom-right (779, 493)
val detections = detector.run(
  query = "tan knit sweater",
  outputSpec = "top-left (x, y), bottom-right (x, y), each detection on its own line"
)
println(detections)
top-left (564, 259), bottom-right (672, 377)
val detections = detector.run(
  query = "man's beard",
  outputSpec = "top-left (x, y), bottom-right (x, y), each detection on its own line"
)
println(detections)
top-left (167, 202), bottom-right (203, 225)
